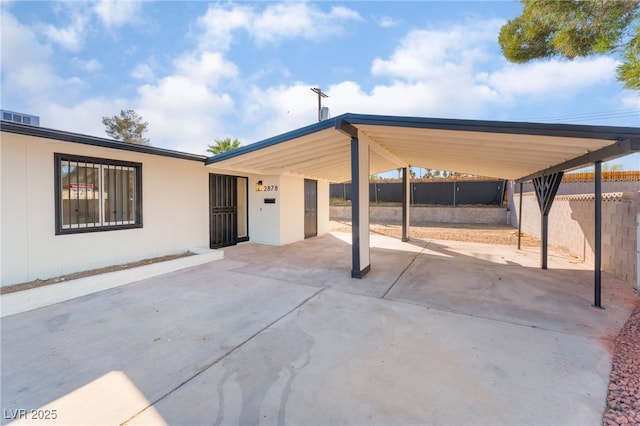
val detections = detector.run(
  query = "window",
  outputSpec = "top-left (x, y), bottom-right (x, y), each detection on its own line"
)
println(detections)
top-left (2, 112), bottom-right (11, 120)
top-left (55, 154), bottom-right (142, 234)
top-left (22, 116), bottom-right (31, 125)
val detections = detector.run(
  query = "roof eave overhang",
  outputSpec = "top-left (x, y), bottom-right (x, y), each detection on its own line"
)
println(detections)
top-left (515, 138), bottom-right (640, 183)
top-left (205, 117), bottom-right (340, 165)
top-left (205, 113), bottom-right (640, 182)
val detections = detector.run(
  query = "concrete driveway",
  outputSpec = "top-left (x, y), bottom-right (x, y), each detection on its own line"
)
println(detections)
top-left (1, 232), bottom-right (637, 425)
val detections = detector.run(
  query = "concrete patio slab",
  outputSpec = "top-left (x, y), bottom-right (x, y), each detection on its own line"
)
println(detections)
top-left (1, 260), bottom-right (319, 426)
top-left (385, 238), bottom-right (638, 338)
top-left (130, 289), bottom-right (615, 426)
top-left (1, 232), bottom-right (637, 426)
top-left (223, 234), bottom-right (428, 298)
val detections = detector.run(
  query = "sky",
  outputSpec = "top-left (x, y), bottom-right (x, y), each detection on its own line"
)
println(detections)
top-left (1, 0), bottom-right (639, 170)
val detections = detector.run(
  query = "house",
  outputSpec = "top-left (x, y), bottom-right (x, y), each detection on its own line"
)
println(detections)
top-left (2, 114), bottom-right (638, 304)
top-left (0, 121), bottom-right (328, 286)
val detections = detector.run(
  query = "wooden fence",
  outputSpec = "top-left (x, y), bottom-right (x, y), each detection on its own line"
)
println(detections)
top-left (563, 171), bottom-right (640, 182)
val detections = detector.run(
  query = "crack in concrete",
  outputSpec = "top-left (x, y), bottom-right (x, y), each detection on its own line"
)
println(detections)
top-left (381, 240), bottom-right (432, 300)
top-left (120, 287), bottom-right (325, 425)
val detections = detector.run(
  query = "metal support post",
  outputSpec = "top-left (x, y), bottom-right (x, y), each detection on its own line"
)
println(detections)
top-left (593, 161), bottom-right (603, 308)
top-left (517, 182), bottom-right (523, 250)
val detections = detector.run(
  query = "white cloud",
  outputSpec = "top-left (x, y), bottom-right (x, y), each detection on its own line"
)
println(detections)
top-left (363, 18), bottom-right (623, 119)
top-left (39, 22), bottom-right (84, 51)
top-left (93, 0), bottom-right (143, 28)
top-left (372, 20), bottom-right (502, 81)
top-left (197, 5), bottom-right (254, 51)
top-left (37, 5), bottom-right (90, 52)
top-left (481, 57), bottom-right (618, 97)
top-left (71, 57), bottom-right (102, 72)
top-left (137, 75), bottom-right (235, 153)
top-left (38, 98), bottom-right (126, 136)
top-left (252, 3), bottom-right (362, 44)
top-left (198, 3), bottom-right (362, 51)
top-left (376, 16), bottom-right (400, 28)
top-left (131, 63), bottom-right (156, 81)
top-left (240, 83), bottom-right (317, 139)
top-left (174, 52), bottom-right (238, 87)
top-left (1, 9), bottom-right (62, 99)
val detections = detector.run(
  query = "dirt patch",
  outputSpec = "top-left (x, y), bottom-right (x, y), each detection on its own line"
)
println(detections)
top-left (0, 252), bottom-right (194, 295)
top-left (330, 220), bottom-right (540, 247)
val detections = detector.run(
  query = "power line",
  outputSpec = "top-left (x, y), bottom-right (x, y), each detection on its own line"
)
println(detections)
top-left (521, 108), bottom-right (639, 124)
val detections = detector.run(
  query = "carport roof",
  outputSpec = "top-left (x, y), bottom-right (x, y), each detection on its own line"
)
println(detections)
top-left (206, 113), bottom-right (640, 182)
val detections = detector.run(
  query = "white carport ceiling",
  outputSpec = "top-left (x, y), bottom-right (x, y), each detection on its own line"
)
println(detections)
top-left (206, 114), bottom-right (640, 182)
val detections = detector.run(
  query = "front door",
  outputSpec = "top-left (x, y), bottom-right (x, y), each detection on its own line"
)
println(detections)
top-left (304, 179), bottom-right (317, 239)
top-left (209, 174), bottom-right (248, 248)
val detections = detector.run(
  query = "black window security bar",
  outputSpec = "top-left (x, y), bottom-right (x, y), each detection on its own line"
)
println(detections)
top-left (55, 153), bottom-right (142, 235)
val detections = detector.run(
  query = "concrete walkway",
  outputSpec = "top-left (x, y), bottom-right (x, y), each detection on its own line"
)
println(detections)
top-left (1, 233), bottom-right (637, 425)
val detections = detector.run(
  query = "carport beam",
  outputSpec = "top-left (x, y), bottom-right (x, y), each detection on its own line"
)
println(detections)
top-left (402, 167), bottom-right (410, 242)
top-left (593, 160), bottom-right (603, 308)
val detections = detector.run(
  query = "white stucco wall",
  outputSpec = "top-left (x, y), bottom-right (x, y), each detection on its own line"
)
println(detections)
top-left (317, 180), bottom-right (330, 236)
top-left (1, 132), bottom-right (210, 286)
top-left (246, 175), bottom-right (281, 245)
top-left (280, 175), bottom-right (305, 244)
top-left (241, 174), bottom-right (330, 245)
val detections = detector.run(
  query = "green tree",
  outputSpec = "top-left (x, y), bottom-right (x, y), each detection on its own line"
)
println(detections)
top-left (207, 137), bottom-right (241, 155)
top-left (101, 109), bottom-right (150, 145)
top-left (499, 0), bottom-right (640, 90)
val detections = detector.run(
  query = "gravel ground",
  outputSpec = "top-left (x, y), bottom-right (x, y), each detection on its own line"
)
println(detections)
top-left (603, 301), bottom-right (640, 426)
top-left (330, 220), bottom-right (541, 247)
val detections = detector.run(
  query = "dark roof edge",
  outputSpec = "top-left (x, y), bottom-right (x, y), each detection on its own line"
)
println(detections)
top-left (1, 120), bottom-right (207, 162)
top-left (341, 113), bottom-right (640, 141)
top-left (205, 117), bottom-right (341, 165)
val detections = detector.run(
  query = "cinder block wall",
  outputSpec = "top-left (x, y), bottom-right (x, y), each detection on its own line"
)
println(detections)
top-left (331, 205), bottom-right (509, 225)
top-left (513, 191), bottom-right (639, 288)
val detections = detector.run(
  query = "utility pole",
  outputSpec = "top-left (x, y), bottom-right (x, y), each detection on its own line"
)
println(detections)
top-left (310, 87), bottom-right (328, 122)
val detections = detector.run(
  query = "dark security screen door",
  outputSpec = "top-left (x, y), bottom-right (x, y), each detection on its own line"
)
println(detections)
top-left (210, 174), bottom-right (238, 248)
top-left (304, 179), bottom-right (317, 239)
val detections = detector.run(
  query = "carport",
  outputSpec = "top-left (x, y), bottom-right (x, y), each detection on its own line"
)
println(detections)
top-left (207, 113), bottom-right (640, 307)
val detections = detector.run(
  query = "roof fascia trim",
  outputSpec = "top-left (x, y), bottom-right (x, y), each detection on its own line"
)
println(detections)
top-left (516, 138), bottom-right (640, 183)
top-left (341, 113), bottom-right (640, 141)
top-left (1, 121), bottom-right (207, 162)
top-left (206, 116), bottom-right (344, 165)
